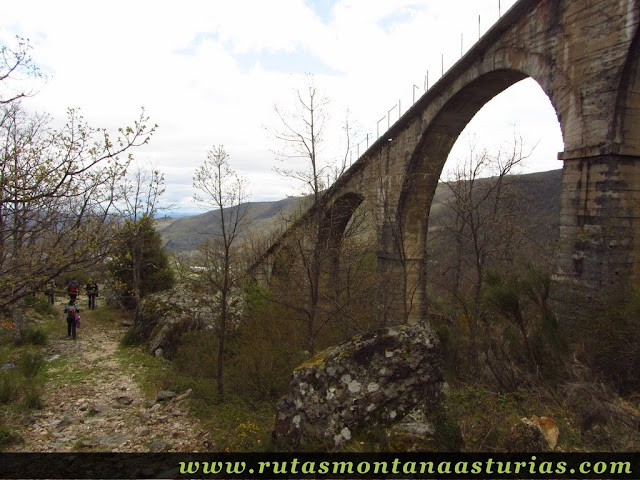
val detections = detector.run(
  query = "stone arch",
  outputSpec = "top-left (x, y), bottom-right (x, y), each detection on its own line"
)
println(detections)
top-left (401, 59), bottom-right (578, 237)
top-left (319, 193), bottom-right (365, 290)
top-left (396, 55), bottom-right (574, 321)
top-left (319, 192), bottom-right (365, 250)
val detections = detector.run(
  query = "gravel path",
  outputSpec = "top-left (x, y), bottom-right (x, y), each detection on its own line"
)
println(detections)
top-left (7, 303), bottom-right (211, 452)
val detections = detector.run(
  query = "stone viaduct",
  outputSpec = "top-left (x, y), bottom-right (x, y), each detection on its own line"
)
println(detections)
top-left (256, 0), bottom-right (640, 324)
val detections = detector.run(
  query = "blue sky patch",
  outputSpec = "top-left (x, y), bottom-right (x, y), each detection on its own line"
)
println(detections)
top-left (305, 0), bottom-right (337, 24)
top-left (174, 32), bottom-right (220, 56)
top-left (378, 7), bottom-right (419, 33)
top-left (236, 48), bottom-right (344, 76)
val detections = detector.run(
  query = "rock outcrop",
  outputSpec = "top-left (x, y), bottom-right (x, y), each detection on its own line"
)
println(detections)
top-left (273, 322), bottom-right (444, 450)
top-left (134, 284), bottom-right (243, 358)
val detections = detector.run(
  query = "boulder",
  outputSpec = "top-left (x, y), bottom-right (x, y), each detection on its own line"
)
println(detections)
top-left (273, 322), bottom-right (444, 450)
top-left (507, 416), bottom-right (559, 451)
top-left (134, 284), bottom-right (243, 359)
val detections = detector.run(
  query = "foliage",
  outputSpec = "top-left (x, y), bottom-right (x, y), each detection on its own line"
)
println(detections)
top-left (120, 327), bottom-right (143, 347)
top-left (0, 370), bottom-right (20, 404)
top-left (14, 325), bottom-right (48, 346)
top-left (574, 287), bottom-right (640, 394)
top-left (0, 424), bottom-right (22, 447)
top-left (108, 215), bottom-right (175, 310)
top-left (428, 136), bottom-right (536, 366)
top-left (226, 305), bottom-right (306, 400)
top-left (480, 266), bottom-right (568, 390)
top-left (0, 37), bottom-right (156, 310)
top-left (20, 384), bottom-right (43, 409)
top-left (433, 386), bottom-right (519, 452)
top-left (19, 352), bottom-right (44, 379)
top-left (21, 296), bottom-right (56, 317)
top-left (173, 330), bottom-right (218, 381)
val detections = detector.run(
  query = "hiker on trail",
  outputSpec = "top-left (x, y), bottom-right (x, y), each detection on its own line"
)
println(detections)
top-left (44, 280), bottom-right (55, 305)
top-left (85, 280), bottom-right (99, 310)
top-left (67, 279), bottom-right (79, 302)
top-left (64, 302), bottom-right (80, 340)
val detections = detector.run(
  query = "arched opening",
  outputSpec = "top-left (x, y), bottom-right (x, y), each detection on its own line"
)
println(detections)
top-left (319, 192), bottom-right (365, 252)
top-left (424, 77), bottom-right (564, 374)
top-left (397, 67), bottom-right (568, 328)
top-left (318, 192), bottom-right (369, 319)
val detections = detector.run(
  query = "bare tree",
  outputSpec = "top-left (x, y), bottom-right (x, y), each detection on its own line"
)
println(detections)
top-left (429, 135), bottom-right (532, 367)
top-left (269, 79), bottom-right (331, 356)
top-left (193, 145), bottom-right (250, 402)
top-left (0, 36), bottom-right (44, 106)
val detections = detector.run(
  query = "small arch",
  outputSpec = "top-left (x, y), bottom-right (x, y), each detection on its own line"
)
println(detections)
top-left (319, 192), bottom-right (365, 251)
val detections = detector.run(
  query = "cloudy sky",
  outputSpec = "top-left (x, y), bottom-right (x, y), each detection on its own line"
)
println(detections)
top-left (2, 0), bottom-right (563, 215)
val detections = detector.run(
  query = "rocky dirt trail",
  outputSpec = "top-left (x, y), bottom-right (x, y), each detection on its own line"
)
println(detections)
top-left (8, 303), bottom-right (211, 452)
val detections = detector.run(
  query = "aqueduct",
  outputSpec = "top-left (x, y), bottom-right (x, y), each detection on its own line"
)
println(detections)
top-left (257, 0), bottom-right (640, 323)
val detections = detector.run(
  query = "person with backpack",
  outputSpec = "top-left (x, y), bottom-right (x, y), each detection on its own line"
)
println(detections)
top-left (64, 302), bottom-right (80, 340)
top-left (67, 279), bottom-right (79, 303)
top-left (44, 280), bottom-right (55, 305)
top-left (85, 280), bottom-right (99, 310)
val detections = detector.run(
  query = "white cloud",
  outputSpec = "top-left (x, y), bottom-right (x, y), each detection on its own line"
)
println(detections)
top-left (1, 0), bottom-right (562, 213)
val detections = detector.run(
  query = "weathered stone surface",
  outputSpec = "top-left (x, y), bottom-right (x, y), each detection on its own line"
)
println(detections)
top-left (273, 322), bottom-right (443, 450)
top-left (135, 284), bottom-right (243, 358)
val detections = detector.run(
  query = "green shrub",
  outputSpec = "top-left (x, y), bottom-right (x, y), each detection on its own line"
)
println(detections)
top-left (14, 322), bottom-right (48, 346)
top-left (22, 326), bottom-right (47, 346)
top-left (481, 267), bottom-right (568, 389)
top-left (225, 311), bottom-right (305, 400)
top-left (437, 386), bottom-right (519, 451)
top-left (173, 331), bottom-right (217, 380)
top-left (19, 352), bottom-right (44, 380)
top-left (22, 295), bottom-right (56, 316)
top-left (0, 425), bottom-right (22, 447)
top-left (21, 385), bottom-right (43, 409)
top-left (430, 404), bottom-right (464, 452)
top-left (120, 327), bottom-right (143, 347)
top-left (0, 370), bottom-right (20, 404)
top-left (575, 287), bottom-right (640, 394)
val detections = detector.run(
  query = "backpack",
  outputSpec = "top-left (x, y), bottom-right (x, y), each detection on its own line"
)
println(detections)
top-left (66, 305), bottom-right (76, 321)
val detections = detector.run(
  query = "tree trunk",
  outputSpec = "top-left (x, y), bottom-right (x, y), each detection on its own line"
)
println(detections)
top-left (217, 288), bottom-right (227, 403)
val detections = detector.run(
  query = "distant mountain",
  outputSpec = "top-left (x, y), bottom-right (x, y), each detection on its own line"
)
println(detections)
top-left (158, 169), bottom-right (563, 253)
top-left (157, 197), bottom-right (302, 252)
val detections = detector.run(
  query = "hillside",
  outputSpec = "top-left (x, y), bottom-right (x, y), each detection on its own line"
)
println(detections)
top-left (159, 169), bottom-right (563, 253)
top-left (429, 168), bottom-right (563, 246)
top-left (157, 197), bottom-right (302, 252)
